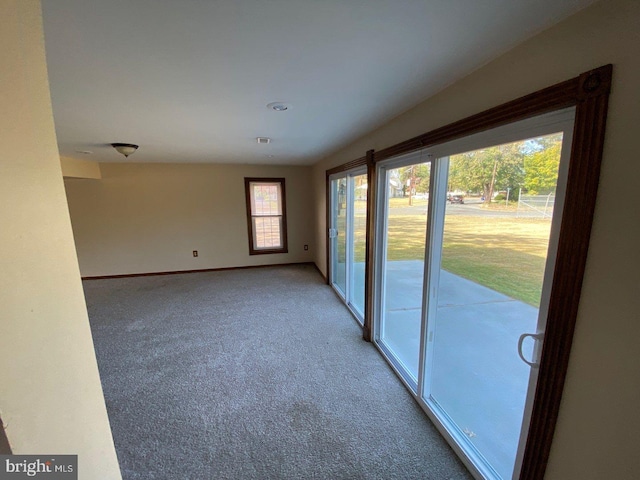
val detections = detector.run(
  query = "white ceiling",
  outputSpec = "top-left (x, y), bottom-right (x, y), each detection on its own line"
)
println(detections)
top-left (41, 0), bottom-right (595, 166)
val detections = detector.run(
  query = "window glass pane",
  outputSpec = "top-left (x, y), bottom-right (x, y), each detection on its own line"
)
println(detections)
top-left (253, 217), bottom-right (282, 249)
top-left (351, 174), bottom-right (367, 316)
top-left (251, 183), bottom-right (281, 216)
top-left (332, 177), bottom-right (347, 295)
top-left (380, 161), bottom-right (430, 382)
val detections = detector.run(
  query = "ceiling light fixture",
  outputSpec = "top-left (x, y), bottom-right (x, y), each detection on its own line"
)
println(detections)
top-left (256, 137), bottom-right (271, 144)
top-left (111, 143), bottom-right (139, 158)
top-left (267, 102), bottom-right (290, 112)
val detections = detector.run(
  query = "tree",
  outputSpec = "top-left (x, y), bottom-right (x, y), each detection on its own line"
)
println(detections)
top-left (397, 163), bottom-right (430, 204)
top-left (523, 135), bottom-right (562, 194)
top-left (448, 142), bottom-right (525, 204)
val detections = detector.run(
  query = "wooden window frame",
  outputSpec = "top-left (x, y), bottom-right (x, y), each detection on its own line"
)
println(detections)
top-left (244, 177), bottom-right (288, 255)
top-left (326, 65), bottom-right (612, 480)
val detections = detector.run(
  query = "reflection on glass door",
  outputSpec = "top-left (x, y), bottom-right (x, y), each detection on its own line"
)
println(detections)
top-left (422, 129), bottom-right (572, 479)
top-left (377, 157), bottom-right (431, 387)
top-left (329, 172), bottom-right (367, 322)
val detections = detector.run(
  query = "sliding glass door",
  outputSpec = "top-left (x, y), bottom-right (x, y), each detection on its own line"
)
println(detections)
top-left (329, 170), bottom-right (367, 322)
top-left (374, 109), bottom-right (575, 479)
top-left (375, 153), bottom-right (431, 388)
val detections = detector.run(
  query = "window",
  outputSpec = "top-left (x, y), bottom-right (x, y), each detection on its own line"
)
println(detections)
top-left (244, 178), bottom-right (288, 255)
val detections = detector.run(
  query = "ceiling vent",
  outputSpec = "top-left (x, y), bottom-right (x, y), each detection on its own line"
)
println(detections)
top-left (256, 137), bottom-right (271, 144)
top-left (267, 102), bottom-right (290, 112)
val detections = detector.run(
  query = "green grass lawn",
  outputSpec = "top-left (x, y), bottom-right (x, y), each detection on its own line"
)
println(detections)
top-left (385, 214), bottom-right (551, 306)
top-left (338, 197), bottom-right (551, 306)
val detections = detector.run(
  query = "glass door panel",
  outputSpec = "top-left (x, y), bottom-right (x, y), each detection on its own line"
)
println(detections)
top-left (349, 174), bottom-right (367, 318)
top-left (423, 131), bottom-right (569, 479)
top-left (378, 161), bottom-right (431, 384)
top-left (330, 177), bottom-right (347, 296)
top-left (330, 172), bottom-right (367, 323)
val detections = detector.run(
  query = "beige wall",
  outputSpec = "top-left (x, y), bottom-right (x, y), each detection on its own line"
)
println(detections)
top-left (312, 0), bottom-right (640, 478)
top-left (0, 1), bottom-right (121, 478)
top-left (64, 163), bottom-right (314, 277)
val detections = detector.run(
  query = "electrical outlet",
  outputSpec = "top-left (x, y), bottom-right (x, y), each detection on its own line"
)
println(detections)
top-left (304, 245), bottom-right (309, 251)
top-left (193, 250), bottom-right (198, 257)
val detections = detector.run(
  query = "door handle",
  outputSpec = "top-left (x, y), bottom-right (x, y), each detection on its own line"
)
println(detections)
top-left (517, 333), bottom-right (543, 368)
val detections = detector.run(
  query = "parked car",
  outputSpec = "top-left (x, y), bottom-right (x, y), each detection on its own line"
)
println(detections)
top-left (448, 194), bottom-right (464, 204)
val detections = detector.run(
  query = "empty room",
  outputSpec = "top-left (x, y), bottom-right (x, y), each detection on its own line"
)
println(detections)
top-left (2, 0), bottom-right (639, 479)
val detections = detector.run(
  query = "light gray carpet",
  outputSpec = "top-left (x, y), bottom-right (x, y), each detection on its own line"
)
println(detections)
top-left (84, 264), bottom-right (472, 479)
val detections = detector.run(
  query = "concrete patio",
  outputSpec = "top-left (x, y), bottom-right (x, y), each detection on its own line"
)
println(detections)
top-left (336, 260), bottom-right (540, 479)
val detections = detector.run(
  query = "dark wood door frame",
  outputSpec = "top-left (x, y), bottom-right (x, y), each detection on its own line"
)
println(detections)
top-left (325, 65), bottom-right (612, 480)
